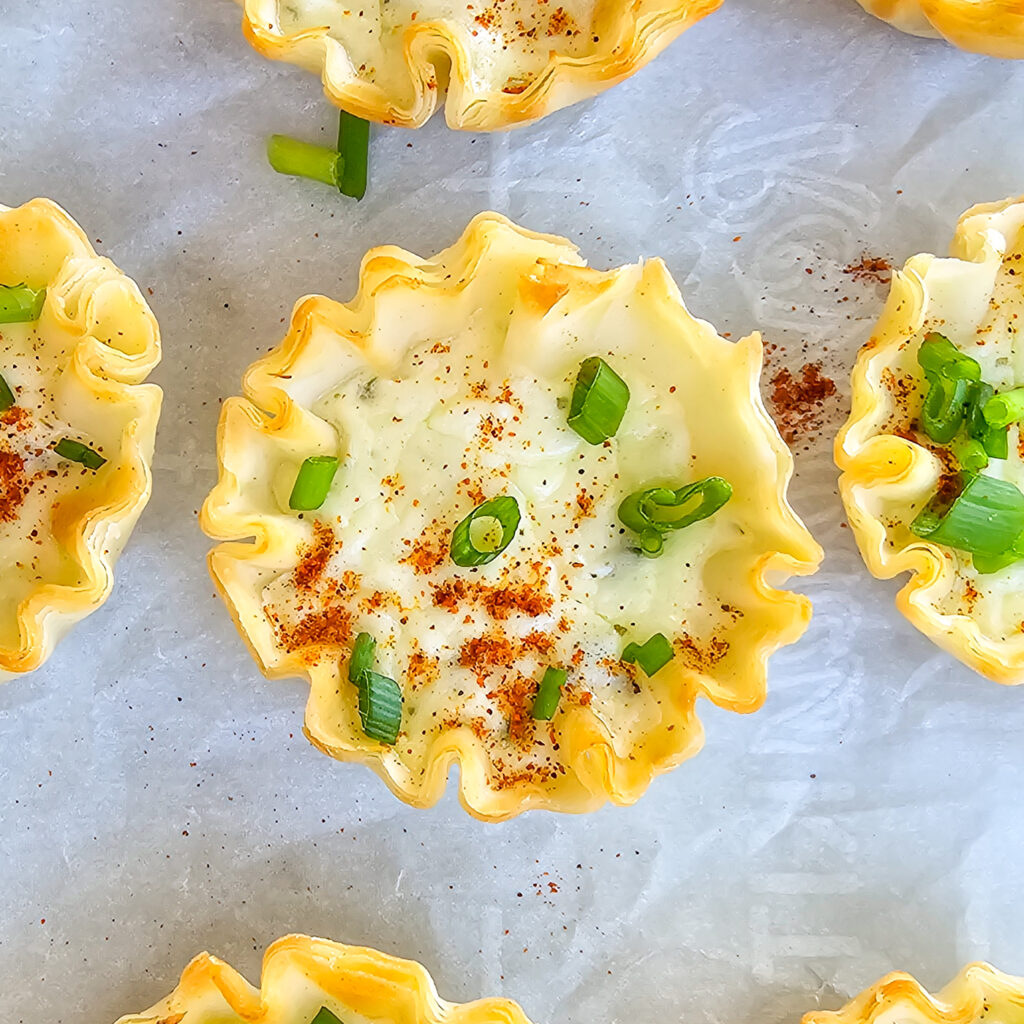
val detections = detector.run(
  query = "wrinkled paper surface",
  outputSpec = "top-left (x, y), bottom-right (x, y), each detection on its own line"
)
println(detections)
top-left (3, 1), bottom-right (1024, 1022)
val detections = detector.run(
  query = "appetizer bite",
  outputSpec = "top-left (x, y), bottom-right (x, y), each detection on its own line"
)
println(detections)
top-left (202, 213), bottom-right (821, 820)
top-left (113, 934), bottom-right (533, 1024)
top-left (837, 196), bottom-right (1024, 683)
top-left (854, 0), bottom-right (1024, 58)
top-left (802, 964), bottom-right (1024, 1024)
top-left (238, 0), bottom-right (722, 129)
top-left (0, 199), bottom-right (161, 680)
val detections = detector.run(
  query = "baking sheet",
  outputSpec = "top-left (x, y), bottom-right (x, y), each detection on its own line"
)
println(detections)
top-left (3, 1), bottom-right (1024, 1022)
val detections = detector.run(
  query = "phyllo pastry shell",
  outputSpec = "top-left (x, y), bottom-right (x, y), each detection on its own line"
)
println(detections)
top-left (802, 963), bottom-right (1024, 1024)
top-left (201, 212), bottom-right (821, 821)
top-left (0, 199), bottom-right (161, 680)
top-left (837, 196), bottom-right (1024, 683)
top-left (854, 0), bottom-right (1024, 58)
top-left (114, 934), bottom-right (534, 1024)
top-left (238, 0), bottom-right (722, 129)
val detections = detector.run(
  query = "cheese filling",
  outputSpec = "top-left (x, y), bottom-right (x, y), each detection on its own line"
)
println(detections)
top-left (0, 321), bottom-right (106, 649)
top-left (875, 204), bottom-right (1024, 639)
top-left (272, 0), bottom-right (602, 97)
top-left (260, 288), bottom-right (742, 788)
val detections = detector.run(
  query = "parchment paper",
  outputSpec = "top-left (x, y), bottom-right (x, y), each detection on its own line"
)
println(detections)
top-left (3, 1), bottom-right (1024, 1022)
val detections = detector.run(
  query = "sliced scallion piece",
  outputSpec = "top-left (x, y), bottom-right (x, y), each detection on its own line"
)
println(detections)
top-left (450, 495), bottom-right (521, 567)
top-left (338, 110), bottom-right (369, 200)
top-left (54, 438), bottom-right (106, 470)
top-left (567, 356), bottom-right (629, 445)
top-left (910, 473), bottom-right (1024, 557)
top-left (621, 633), bottom-right (675, 676)
top-left (919, 373), bottom-right (971, 443)
top-left (289, 455), bottom-right (339, 511)
top-left (951, 436), bottom-right (988, 474)
top-left (348, 632), bottom-right (376, 683)
top-left (618, 476), bottom-right (732, 557)
top-left (917, 333), bottom-right (981, 381)
top-left (983, 425), bottom-right (1009, 460)
top-left (973, 548), bottom-right (1022, 575)
top-left (983, 388), bottom-right (1024, 430)
top-left (0, 372), bottom-right (15, 413)
top-left (310, 1008), bottom-right (345, 1024)
top-left (532, 666), bottom-right (566, 720)
top-left (966, 381), bottom-right (994, 439)
top-left (356, 670), bottom-right (403, 744)
top-left (0, 283), bottom-right (45, 324)
top-left (267, 134), bottom-right (343, 189)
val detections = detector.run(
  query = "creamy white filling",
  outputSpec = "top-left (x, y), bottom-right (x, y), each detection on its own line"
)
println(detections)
top-left (261, 293), bottom-right (740, 783)
top-left (0, 322), bottom-right (103, 647)
top-left (275, 0), bottom-right (600, 94)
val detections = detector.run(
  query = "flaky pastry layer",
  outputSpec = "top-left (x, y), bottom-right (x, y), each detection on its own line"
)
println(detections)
top-left (836, 196), bottom-right (1024, 683)
top-left (114, 934), bottom-right (534, 1024)
top-left (238, 0), bottom-right (721, 129)
top-left (201, 212), bottom-right (821, 820)
top-left (803, 963), bottom-right (1024, 1024)
top-left (0, 199), bottom-right (161, 679)
top-left (854, 0), bottom-right (1024, 57)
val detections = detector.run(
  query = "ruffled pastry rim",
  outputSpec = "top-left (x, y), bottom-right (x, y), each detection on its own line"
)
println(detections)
top-left (115, 933), bottom-right (535, 1024)
top-left (0, 198), bottom-right (161, 679)
top-left (801, 963), bottom-right (1024, 1024)
top-left (854, 0), bottom-right (1024, 58)
top-left (201, 211), bottom-right (822, 821)
top-left (239, 0), bottom-right (722, 130)
top-left (836, 195), bottom-right (1024, 684)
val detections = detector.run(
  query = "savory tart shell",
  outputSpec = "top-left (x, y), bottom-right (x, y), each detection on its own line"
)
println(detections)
top-left (802, 963), bottom-right (1024, 1024)
top-left (114, 933), bottom-right (534, 1024)
top-left (238, 0), bottom-right (722, 129)
top-left (836, 196), bottom-right (1024, 683)
top-left (201, 212), bottom-right (822, 820)
top-left (0, 199), bottom-right (161, 680)
top-left (854, 0), bottom-right (1024, 58)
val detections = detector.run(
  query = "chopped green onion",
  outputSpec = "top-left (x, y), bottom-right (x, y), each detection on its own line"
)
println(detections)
top-left (972, 549), bottom-right (1022, 574)
top-left (267, 135), bottom-right (342, 188)
top-left (450, 495), bottom-right (521, 567)
top-left (532, 666), bottom-right (566, 720)
top-left (356, 670), bottom-right (402, 744)
top-left (338, 110), bottom-right (369, 200)
top-left (966, 381), bottom-right (994, 439)
top-left (920, 373), bottom-right (971, 443)
top-left (348, 632), bottom-right (376, 683)
top-left (54, 438), bottom-right (106, 470)
top-left (0, 372), bottom-right (14, 413)
top-left (984, 388), bottom-right (1024, 430)
top-left (910, 473), bottom-right (1024, 557)
top-left (289, 455), bottom-right (339, 511)
top-left (618, 476), bottom-right (732, 557)
top-left (567, 356), bottom-right (630, 445)
top-left (0, 283), bottom-right (45, 324)
top-left (621, 633), bottom-right (675, 676)
top-left (983, 425), bottom-right (1009, 460)
top-left (310, 1009), bottom-right (345, 1024)
top-left (917, 332), bottom-right (981, 381)
top-left (951, 436), bottom-right (988, 474)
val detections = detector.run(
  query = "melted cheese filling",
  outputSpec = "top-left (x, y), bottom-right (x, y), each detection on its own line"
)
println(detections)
top-left (274, 0), bottom-right (601, 97)
top-left (261, 292), bottom-right (742, 788)
top-left (879, 208), bottom-right (1024, 639)
top-left (0, 321), bottom-right (107, 649)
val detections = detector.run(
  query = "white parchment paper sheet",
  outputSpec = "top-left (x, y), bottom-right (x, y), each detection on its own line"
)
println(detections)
top-left (2, 1), bottom-right (1024, 1022)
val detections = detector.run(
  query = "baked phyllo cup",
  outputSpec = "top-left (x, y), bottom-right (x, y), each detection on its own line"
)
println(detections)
top-left (202, 212), bottom-right (822, 821)
top-left (114, 934), bottom-right (534, 1024)
top-left (802, 964), bottom-right (1024, 1024)
top-left (0, 199), bottom-right (161, 680)
top-left (854, 0), bottom-right (1024, 58)
top-left (837, 197), bottom-right (1024, 683)
top-left (238, 0), bottom-right (722, 129)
